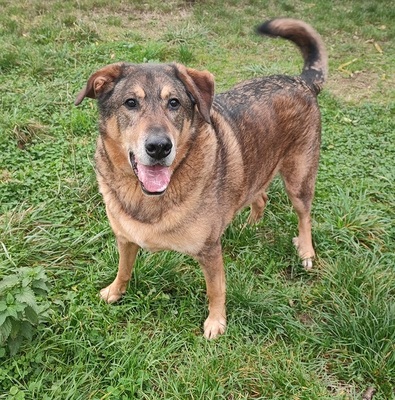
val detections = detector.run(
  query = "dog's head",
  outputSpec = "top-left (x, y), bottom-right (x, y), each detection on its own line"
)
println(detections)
top-left (75, 62), bottom-right (214, 196)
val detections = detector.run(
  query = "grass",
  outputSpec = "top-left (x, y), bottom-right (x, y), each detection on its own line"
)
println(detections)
top-left (0, 0), bottom-right (394, 398)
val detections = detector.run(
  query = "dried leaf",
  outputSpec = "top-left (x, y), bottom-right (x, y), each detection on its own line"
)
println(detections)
top-left (374, 42), bottom-right (383, 54)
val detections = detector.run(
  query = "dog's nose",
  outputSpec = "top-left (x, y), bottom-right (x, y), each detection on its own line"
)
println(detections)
top-left (145, 136), bottom-right (173, 160)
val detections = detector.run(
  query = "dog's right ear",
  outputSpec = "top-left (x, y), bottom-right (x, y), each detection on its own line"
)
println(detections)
top-left (75, 63), bottom-right (124, 106)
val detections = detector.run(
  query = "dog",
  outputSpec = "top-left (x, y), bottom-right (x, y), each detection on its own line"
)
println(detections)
top-left (75, 18), bottom-right (327, 339)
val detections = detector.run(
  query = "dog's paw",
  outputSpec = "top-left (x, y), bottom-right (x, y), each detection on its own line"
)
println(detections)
top-left (203, 316), bottom-right (226, 340)
top-left (99, 284), bottom-right (125, 304)
top-left (302, 258), bottom-right (313, 270)
top-left (292, 237), bottom-right (314, 270)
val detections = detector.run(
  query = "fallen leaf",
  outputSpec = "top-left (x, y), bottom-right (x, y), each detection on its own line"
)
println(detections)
top-left (374, 42), bottom-right (383, 54)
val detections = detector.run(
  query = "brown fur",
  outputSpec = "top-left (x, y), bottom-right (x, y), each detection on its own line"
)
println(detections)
top-left (75, 18), bottom-right (328, 339)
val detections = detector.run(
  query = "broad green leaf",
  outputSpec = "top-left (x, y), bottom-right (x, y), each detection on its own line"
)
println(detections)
top-left (10, 319), bottom-right (21, 339)
top-left (0, 312), bottom-right (8, 326)
top-left (24, 306), bottom-right (38, 325)
top-left (20, 321), bottom-right (33, 341)
top-left (0, 301), bottom-right (7, 312)
top-left (0, 317), bottom-right (12, 343)
top-left (6, 293), bottom-right (14, 305)
top-left (21, 276), bottom-right (33, 288)
top-left (19, 267), bottom-right (31, 276)
top-left (33, 268), bottom-right (47, 281)
top-left (0, 275), bottom-right (19, 293)
top-left (15, 287), bottom-right (38, 311)
top-left (31, 280), bottom-right (49, 294)
top-left (5, 304), bottom-right (19, 319)
top-left (8, 335), bottom-right (23, 356)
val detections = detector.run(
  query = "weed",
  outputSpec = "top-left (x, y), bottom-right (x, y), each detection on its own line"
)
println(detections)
top-left (0, 266), bottom-right (50, 356)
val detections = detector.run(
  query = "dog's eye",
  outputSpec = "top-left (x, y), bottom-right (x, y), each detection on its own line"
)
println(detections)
top-left (168, 98), bottom-right (180, 110)
top-left (125, 98), bottom-right (138, 109)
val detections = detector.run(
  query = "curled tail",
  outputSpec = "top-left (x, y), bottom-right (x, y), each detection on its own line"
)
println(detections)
top-left (257, 18), bottom-right (328, 94)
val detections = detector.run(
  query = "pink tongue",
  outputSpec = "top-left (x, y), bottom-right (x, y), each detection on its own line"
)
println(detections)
top-left (137, 164), bottom-right (171, 193)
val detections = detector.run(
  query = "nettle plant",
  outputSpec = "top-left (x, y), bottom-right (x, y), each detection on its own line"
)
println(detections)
top-left (0, 266), bottom-right (50, 356)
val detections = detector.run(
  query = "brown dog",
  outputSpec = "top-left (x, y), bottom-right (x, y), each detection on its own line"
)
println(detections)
top-left (75, 18), bottom-right (327, 339)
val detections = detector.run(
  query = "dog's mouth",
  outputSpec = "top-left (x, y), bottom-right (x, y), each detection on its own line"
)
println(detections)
top-left (129, 152), bottom-right (171, 196)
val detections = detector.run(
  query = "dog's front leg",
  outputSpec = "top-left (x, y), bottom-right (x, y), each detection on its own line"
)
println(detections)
top-left (197, 243), bottom-right (227, 339)
top-left (100, 237), bottom-right (139, 303)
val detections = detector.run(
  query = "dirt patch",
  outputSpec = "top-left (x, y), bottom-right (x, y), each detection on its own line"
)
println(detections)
top-left (327, 70), bottom-right (392, 104)
top-left (78, 1), bottom-right (194, 41)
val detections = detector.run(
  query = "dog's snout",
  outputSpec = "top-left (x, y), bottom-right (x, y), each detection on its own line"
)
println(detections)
top-left (145, 136), bottom-right (173, 160)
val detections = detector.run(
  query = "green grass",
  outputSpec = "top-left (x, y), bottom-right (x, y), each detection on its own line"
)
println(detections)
top-left (0, 0), bottom-right (394, 398)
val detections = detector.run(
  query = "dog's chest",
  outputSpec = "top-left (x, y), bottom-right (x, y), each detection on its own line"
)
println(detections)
top-left (107, 205), bottom-right (209, 256)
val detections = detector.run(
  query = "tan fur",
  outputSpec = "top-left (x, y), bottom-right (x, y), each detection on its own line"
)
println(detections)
top-left (76, 18), bottom-right (328, 339)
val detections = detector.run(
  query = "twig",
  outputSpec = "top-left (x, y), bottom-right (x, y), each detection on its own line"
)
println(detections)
top-left (338, 58), bottom-right (359, 76)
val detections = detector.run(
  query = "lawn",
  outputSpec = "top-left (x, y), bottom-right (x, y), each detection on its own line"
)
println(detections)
top-left (0, 0), bottom-right (394, 399)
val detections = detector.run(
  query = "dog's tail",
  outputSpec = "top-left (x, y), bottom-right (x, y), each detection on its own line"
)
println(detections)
top-left (257, 18), bottom-right (328, 94)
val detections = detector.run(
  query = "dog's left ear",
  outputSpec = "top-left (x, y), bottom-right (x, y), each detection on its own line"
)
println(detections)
top-left (75, 63), bottom-right (124, 106)
top-left (175, 64), bottom-right (215, 124)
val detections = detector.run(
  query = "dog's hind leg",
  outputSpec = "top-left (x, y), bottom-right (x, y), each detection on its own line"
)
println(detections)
top-left (196, 242), bottom-right (227, 339)
top-left (288, 192), bottom-right (315, 270)
top-left (100, 238), bottom-right (139, 303)
top-left (247, 192), bottom-right (268, 225)
top-left (280, 155), bottom-right (318, 270)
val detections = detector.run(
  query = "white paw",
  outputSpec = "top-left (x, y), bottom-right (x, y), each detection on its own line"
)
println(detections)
top-left (293, 237), bottom-right (314, 270)
top-left (302, 258), bottom-right (313, 270)
top-left (203, 316), bottom-right (226, 339)
top-left (99, 284), bottom-right (124, 304)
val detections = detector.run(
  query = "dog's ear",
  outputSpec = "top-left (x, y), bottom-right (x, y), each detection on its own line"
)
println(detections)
top-left (175, 64), bottom-right (215, 124)
top-left (75, 63), bottom-right (124, 106)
